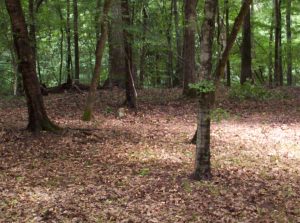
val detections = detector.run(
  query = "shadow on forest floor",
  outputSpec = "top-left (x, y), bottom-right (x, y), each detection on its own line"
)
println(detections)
top-left (0, 88), bottom-right (300, 222)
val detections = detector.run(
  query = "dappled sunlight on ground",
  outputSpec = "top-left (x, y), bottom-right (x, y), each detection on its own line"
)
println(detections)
top-left (0, 88), bottom-right (300, 222)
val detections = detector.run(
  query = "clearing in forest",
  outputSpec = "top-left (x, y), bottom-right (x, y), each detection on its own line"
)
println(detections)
top-left (0, 88), bottom-right (300, 222)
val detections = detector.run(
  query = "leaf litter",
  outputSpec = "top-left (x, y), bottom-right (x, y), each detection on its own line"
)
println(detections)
top-left (0, 88), bottom-right (300, 222)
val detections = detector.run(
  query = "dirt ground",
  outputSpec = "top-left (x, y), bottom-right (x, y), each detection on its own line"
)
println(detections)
top-left (0, 88), bottom-right (300, 222)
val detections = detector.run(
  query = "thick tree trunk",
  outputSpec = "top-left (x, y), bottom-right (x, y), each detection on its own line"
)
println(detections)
top-left (182, 0), bottom-right (197, 96)
top-left (286, 0), bottom-right (292, 86)
top-left (240, 0), bottom-right (252, 84)
top-left (122, 0), bottom-right (137, 109)
top-left (108, 0), bottom-right (126, 88)
top-left (82, 0), bottom-right (112, 121)
top-left (66, 0), bottom-right (72, 85)
top-left (73, 0), bottom-right (80, 84)
top-left (28, 0), bottom-right (37, 73)
top-left (5, 0), bottom-right (59, 132)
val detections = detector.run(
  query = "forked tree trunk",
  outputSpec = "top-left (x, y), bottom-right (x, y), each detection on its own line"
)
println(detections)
top-left (82, 0), bottom-right (112, 121)
top-left (182, 0), bottom-right (197, 96)
top-left (5, 0), bottom-right (59, 132)
top-left (192, 0), bottom-right (252, 180)
top-left (122, 0), bottom-right (137, 109)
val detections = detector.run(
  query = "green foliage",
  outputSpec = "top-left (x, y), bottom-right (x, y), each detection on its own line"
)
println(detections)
top-left (211, 108), bottom-right (230, 122)
top-left (138, 168), bottom-right (150, 177)
top-left (229, 82), bottom-right (286, 101)
top-left (189, 80), bottom-right (215, 94)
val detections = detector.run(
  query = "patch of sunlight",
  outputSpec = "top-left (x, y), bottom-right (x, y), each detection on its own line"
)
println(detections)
top-left (24, 187), bottom-right (55, 203)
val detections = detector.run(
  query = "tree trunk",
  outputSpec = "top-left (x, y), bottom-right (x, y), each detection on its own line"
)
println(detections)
top-left (192, 0), bottom-right (217, 181)
top-left (225, 0), bottom-right (231, 87)
top-left (73, 0), bottom-right (80, 84)
top-left (240, 0), bottom-right (252, 84)
top-left (5, 0), bottom-right (59, 132)
top-left (172, 0), bottom-right (182, 86)
top-left (139, 6), bottom-right (148, 89)
top-left (122, 0), bottom-right (137, 109)
top-left (66, 0), bottom-right (72, 85)
top-left (182, 0), bottom-right (197, 96)
top-left (108, 0), bottom-right (127, 88)
top-left (192, 0), bottom-right (253, 180)
top-left (274, 0), bottom-right (282, 87)
top-left (82, 0), bottom-right (112, 121)
top-left (28, 0), bottom-right (37, 74)
top-left (268, 9), bottom-right (274, 87)
top-left (286, 0), bottom-right (292, 86)
top-left (56, 5), bottom-right (64, 86)
top-left (166, 1), bottom-right (174, 88)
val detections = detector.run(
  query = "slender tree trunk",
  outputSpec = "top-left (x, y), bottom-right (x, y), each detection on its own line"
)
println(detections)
top-left (166, 1), bottom-right (174, 88)
top-left (56, 6), bottom-right (64, 86)
top-left (268, 9), bottom-right (274, 87)
top-left (122, 0), bottom-right (137, 109)
top-left (82, 0), bottom-right (112, 121)
top-left (183, 0), bottom-right (197, 96)
top-left (139, 6), bottom-right (148, 89)
top-left (192, 0), bottom-right (252, 180)
top-left (192, 0), bottom-right (217, 181)
top-left (73, 0), bottom-right (80, 84)
top-left (225, 0), bottom-right (231, 86)
top-left (286, 0), bottom-right (292, 86)
top-left (95, 0), bottom-right (102, 40)
top-left (172, 0), bottom-right (182, 86)
top-left (5, 0), bottom-right (59, 132)
top-left (274, 0), bottom-right (282, 87)
top-left (66, 0), bottom-right (72, 85)
top-left (240, 0), bottom-right (252, 84)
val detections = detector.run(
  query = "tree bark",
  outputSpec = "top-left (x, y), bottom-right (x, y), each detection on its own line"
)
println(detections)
top-left (192, 0), bottom-right (217, 181)
top-left (274, 0), bottom-right (282, 87)
top-left (225, 0), bottom-right (231, 87)
top-left (240, 0), bottom-right (252, 84)
top-left (139, 6), bottom-right (148, 89)
top-left (73, 0), bottom-right (80, 84)
top-left (66, 0), bottom-right (72, 85)
top-left (286, 0), bottom-right (292, 86)
top-left (122, 0), bottom-right (137, 109)
top-left (5, 0), bottom-right (59, 132)
top-left (166, 1), bottom-right (174, 88)
top-left (82, 0), bottom-right (112, 121)
top-left (268, 8), bottom-right (274, 87)
top-left (108, 0), bottom-right (127, 88)
top-left (182, 0), bottom-right (197, 96)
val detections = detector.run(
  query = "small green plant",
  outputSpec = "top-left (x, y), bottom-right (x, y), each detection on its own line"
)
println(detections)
top-left (104, 106), bottom-right (113, 114)
top-left (189, 80), bottom-right (215, 94)
top-left (211, 108), bottom-right (230, 122)
top-left (138, 168), bottom-right (150, 176)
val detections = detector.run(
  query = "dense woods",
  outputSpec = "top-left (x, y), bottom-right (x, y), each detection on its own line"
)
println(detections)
top-left (0, 0), bottom-right (300, 222)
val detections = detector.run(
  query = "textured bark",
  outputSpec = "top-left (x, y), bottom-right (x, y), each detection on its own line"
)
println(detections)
top-left (139, 6), bottom-right (148, 89)
top-left (66, 0), bottom-right (72, 85)
top-left (5, 0), bottom-right (59, 132)
top-left (82, 0), bottom-right (112, 121)
top-left (172, 0), bottom-right (182, 86)
top-left (108, 0), bottom-right (126, 88)
top-left (182, 0), bottom-right (197, 96)
top-left (274, 0), bottom-right (282, 87)
top-left (28, 0), bottom-right (37, 73)
top-left (192, 0), bottom-right (252, 180)
top-left (56, 6), bottom-right (64, 85)
top-left (122, 0), bottom-right (137, 109)
top-left (166, 1), bottom-right (174, 88)
top-left (73, 0), bottom-right (80, 84)
top-left (192, 0), bottom-right (217, 181)
top-left (225, 0), bottom-right (231, 86)
top-left (240, 0), bottom-right (252, 84)
top-left (286, 0), bottom-right (292, 86)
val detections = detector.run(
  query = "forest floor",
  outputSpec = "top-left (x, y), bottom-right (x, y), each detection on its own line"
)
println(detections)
top-left (0, 87), bottom-right (300, 223)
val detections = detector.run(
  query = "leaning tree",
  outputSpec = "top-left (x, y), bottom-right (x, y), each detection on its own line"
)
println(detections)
top-left (5, 0), bottom-right (59, 132)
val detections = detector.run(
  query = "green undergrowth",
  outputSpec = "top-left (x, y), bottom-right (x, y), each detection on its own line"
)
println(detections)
top-left (229, 82), bottom-right (287, 101)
